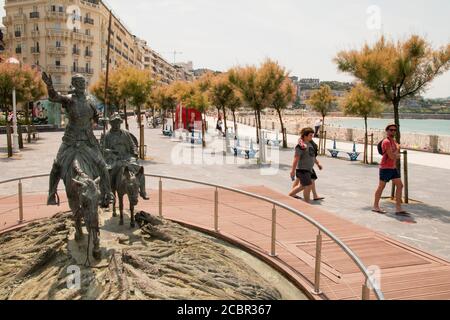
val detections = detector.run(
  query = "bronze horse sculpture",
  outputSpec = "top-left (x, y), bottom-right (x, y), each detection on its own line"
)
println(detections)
top-left (66, 158), bottom-right (102, 264)
top-left (111, 164), bottom-right (141, 228)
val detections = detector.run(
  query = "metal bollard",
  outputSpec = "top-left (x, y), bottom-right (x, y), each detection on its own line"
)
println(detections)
top-left (214, 188), bottom-right (219, 232)
top-left (270, 205), bottom-right (277, 257)
top-left (403, 151), bottom-right (409, 204)
top-left (18, 180), bottom-right (24, 223)
top-left (313, 231), bottom-right (323, 295)
top-left (158, 178), bottom-right (163, 218)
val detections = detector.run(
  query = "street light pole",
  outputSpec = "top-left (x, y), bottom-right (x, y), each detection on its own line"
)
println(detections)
top-left (7, 57), bottom-right (21, 154)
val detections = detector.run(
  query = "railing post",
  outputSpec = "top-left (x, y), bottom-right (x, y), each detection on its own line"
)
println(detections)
top-left (214, 188), bottom-right (219, 232)
top-left (403, 151), bottom-right (409, 204)
top-left (313, 230), bottom-right (323, 295)
top-left (323, 131), bottom-right (327, 155)
top-left (18, 179), bottom-right (24, 223)
top-left (270, 204), bottom-right (277, 257)
top-left (158, 178), bottom-right (163, 218)
top-left (362, 278), bottom-right (371, 300)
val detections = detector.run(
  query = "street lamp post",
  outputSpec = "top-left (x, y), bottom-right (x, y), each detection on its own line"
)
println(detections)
top-left (7, 57), bottom-right (21, 154)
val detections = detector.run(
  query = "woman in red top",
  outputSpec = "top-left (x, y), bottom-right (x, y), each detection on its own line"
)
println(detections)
top-left (373, 124), bottom-right (408, 216)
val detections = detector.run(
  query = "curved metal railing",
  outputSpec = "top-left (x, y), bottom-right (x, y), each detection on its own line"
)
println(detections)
top-left (0, 173), bottom-right (384, 300)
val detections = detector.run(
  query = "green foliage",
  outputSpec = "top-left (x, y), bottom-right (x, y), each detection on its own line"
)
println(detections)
top-left (307, 85), bottom-right (336, 121)
top-left (341, 83), bottom-right (384, 118)
top-left (0, 60), bottom-right (46, 113)
top-left (335, 35), bottom-right (450, 143)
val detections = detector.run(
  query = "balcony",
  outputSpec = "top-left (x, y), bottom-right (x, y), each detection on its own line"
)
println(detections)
top-left (71, 67), bottom-right (93, 74)
top-left (72, 31), bottom-right (94, 43)
top-left (47, 65), bottom-right (67, 73)
top-left (47, 29), bottom-right (71, 38)
top-left (46, 11), bottom-right (67, 20)
top-left (72, 66), bottom-right (85, 73)
top-left (2, 16), bottom-right (11, 26)
top-left (84, 17), bottom-right (94, 25)
top-left (13, 13), bottom-right (27, 21)
top-left (48, 46), bottom-right (68, 55)
top-left (72, 48), bottom-right (81, 55)
top-left (31, 47), bottom-right (40, 54)
top-left (85, 50), bottom-right (93, 58)
top-left (30, 12), bottom-right (40, 19)
top-left (14, 31), bottom-right (22, 38)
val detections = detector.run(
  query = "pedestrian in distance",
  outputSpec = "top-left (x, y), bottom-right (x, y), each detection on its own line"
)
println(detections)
top-left (314, 119), bottom-right (322, 138)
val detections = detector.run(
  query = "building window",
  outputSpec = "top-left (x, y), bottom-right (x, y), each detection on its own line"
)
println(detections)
top-left (56, 41), bottom-right (62, 47)
top-left (55, 60), bottom-right (61, 66)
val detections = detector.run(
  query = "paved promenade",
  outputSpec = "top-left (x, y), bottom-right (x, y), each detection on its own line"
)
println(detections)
top-left (1, 117), bottom-right (449, 261)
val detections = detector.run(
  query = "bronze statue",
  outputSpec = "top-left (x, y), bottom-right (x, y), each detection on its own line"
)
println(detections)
top-left (103, 113), bottom-right (149, 227)
top-left (43, 72), bottom-right (113, 208)
top-left (42, 72), bottom-right (114, 262)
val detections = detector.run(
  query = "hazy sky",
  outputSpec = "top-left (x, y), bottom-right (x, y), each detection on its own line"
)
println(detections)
top-left (1, 0), bottom-right (449, 97)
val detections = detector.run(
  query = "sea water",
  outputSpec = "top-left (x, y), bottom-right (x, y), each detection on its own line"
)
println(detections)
top-left (328, 118), bottom-right (450, 136)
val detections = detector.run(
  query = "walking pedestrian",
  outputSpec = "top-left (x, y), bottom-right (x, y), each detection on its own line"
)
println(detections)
top-left (289, 127), bottom-right (323, 203)
top-left (373, 124), bottom-right (408, 215)
top-left (216, 114), bottom-right (224, 136)
top-left (314, 119), bottom-right (322, 138)
top-left (290, 137), bottom-right (324, 201)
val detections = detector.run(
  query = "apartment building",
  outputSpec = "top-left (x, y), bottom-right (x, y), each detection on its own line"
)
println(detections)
top-left (2, 0), bottom-right (190, 94)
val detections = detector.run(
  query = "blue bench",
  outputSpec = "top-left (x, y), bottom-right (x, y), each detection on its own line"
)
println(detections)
top-left (232, 139), bottom-right (258, 159)
top-left (328, 141), bottom-right (361, 161)
top-left (185, 130), bottom-right (203, 145)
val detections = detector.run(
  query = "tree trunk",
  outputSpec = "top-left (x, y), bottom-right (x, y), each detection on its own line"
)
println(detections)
top-left (222, 106), bottom-right (228, 137)
top-left (202, 112), bottom-right (206, 148)
top-left (123, 102), bottom-right (129, 131)
top-left (257, 110), bottom-right (263, 144)
top-left (393, 99), bottom-right (402, 171)
top-left (277, 109), bottom-right (287, 149)
top-left (18, 124), bottom-right (24, 149)
top-left (232, 110), bottom-right (237, 139)
top-left (364, 116), bottom-right (368, 164)
top-left (321, 115), bottom-right (326, 154)
top-left (6, 122), bottom-right (13, 157)
top-left (24, 103), bottom-right (31, 143)
top-left (254, 109), bottom-right (260, 144)
top-left (172, 107), bottom-right (175, 131)
top-left (137, 104), bottom-right (144, 159)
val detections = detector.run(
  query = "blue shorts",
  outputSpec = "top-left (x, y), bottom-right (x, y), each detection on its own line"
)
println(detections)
top-left (380, 169), bottom-right (401, 183)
